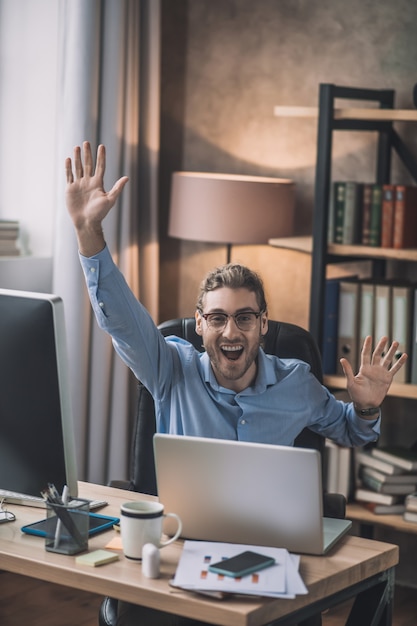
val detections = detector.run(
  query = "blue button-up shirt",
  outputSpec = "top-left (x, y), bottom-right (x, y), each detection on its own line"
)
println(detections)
top-left (80, 246), bottom-right (379, 448)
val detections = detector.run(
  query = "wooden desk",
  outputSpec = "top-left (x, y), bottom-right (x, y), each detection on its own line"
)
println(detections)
top-left (0, 482), bottom-right (399, 626)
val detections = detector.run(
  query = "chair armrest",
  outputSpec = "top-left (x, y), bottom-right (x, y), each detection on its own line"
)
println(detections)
top-left (323, 493), bottom-right (346, 519)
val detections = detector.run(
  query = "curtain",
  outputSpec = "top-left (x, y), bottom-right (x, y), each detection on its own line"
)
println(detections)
top-left (53, 0), bottom-right (160, 485)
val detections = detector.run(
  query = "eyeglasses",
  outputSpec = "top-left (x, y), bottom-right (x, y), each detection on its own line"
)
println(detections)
top-left (199, 310), bottom-right (264, 332)
top-left (0, 499), bottom-right (16, 524)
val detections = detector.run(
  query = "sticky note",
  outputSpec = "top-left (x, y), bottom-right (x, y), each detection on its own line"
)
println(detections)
top-left (105, 536), bottom-right (123, 551)
top-left (76, 549), bottom-right (119, 567)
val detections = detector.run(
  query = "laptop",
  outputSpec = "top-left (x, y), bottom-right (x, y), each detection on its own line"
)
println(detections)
top-left (153, 434), bottom-right (352, 555)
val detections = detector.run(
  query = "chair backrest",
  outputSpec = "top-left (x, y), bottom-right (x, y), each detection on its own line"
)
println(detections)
top-left (129, 318), bottom-right (324, 496)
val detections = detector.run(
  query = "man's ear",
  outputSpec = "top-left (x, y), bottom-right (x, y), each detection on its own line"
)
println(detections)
top-left (195, 310), bottom-right (203, 336)
top-left (261, 312), bottom-right (268, 336)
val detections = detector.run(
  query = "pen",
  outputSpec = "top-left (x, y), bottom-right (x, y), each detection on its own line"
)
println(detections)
top-left (54, 485), bottom-right (69, 549)
top-left (42, 484), bottom-right (84, 549)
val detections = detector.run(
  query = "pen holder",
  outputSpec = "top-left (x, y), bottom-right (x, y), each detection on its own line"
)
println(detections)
top-left (45, 498), bottom-right (89, 555)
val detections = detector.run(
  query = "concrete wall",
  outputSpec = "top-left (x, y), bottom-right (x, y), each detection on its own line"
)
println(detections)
top-left (159, 0), bottom-right (417, 327)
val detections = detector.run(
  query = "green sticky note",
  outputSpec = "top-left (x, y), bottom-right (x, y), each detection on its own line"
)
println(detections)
top-left (75, 549), bottom-right (119, 567)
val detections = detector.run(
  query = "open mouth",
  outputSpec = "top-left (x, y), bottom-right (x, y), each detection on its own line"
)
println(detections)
top-left (221, 345), bottom-right (244, 361)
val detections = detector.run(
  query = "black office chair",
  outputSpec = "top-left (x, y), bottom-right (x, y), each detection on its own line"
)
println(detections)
top-left (99, 318), bottom-right (346, 626)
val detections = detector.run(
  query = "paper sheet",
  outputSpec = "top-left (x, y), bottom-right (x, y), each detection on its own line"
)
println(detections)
top-left (172, 541), bottom-right (307, 598)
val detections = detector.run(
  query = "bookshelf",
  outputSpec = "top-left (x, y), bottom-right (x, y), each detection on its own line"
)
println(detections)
top-left (275, 85), bottom-right (417, 538)
top-left (309, 84), bottom-right (417, 535)
top-left (307, 85), bottom-right (417, 347)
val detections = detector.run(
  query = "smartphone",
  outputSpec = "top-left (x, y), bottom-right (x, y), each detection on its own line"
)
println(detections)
top-left (21, 512), bottom-right (119, 538)
top-left (208, 550), bottom-right (275, 578)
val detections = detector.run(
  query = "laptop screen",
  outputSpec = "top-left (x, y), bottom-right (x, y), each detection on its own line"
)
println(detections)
top-left (154, 434), bottom-right (351, 555)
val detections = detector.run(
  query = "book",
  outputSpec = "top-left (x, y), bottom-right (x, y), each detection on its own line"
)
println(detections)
top-left (0, 219), bottom-right (19, 234)
top-left (404, 492), bottom-right (417, 512)
top-left (336, 279), bottom-right (360, 374)
top-left (0, 239), bottom-right (20, 256)
top-left (360, 465), bottom-right (417, 485)
top-left (380, 184), bottom-right (396, 248)
top-left (324, 440), bottom-right (352, 499)
top-left (393, 185), bottom-right (417, 249)
top-left (403, 510), bottom-right (417, 523)
top-left (369, 184), bottom-right (382, 247)
top-left (360, 472), bottom-right (416, 495)
top-left (324, 440), bottom-right (339, 494)
top-left (355, 450), bottom-right (404, 475)
top-left (360, 183), bottom-right (373, 245)
top-left (333, 182), bottom-right (346, 244)
top-left (0, 219), bottom-right (20, 256)
top-left (342, 182), bottom-right (362, 244)
top-left (362, 501), bottom-right (406, 515)
top-left (371, 447), bottom-right (417, 472)
top-left (391, 283), bottom-right (413, 383)
top-left (354, 487), bottom-right (402, 506)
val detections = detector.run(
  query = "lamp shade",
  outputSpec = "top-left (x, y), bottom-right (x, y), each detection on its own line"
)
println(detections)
top-left (168, 172), bottom-right (295, 244)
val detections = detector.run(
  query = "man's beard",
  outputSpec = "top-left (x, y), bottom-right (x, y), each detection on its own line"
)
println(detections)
top-left (204, 333), bottom-right (262, 384)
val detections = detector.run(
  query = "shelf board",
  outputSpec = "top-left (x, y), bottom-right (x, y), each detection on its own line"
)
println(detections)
top-left (269, 239), bottom-right (417, 262)
top-left (324, 375), bottom-right (417, 400)
top-left (274, 105), bottom-right (417, 122)
top-left (328, 243), bottom-right (417, 261)
top-left (347, 503), bottom-right (417, 535)
top-left (268, 236), bottom-right (313, 254)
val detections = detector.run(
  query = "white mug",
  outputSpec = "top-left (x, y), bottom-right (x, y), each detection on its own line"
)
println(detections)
top-left (120, 500), bottom-right (182, 560)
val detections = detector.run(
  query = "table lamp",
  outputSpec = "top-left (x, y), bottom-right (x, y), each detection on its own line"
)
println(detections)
top-left (168, 172), bottom-right (295, 263)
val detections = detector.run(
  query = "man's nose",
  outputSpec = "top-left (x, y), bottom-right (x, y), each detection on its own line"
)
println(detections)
top-left (222, 316), bottom-right (240, 337)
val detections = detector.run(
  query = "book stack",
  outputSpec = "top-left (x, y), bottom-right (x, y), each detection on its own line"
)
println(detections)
top-left (0, 220), bottom-right (20, 256)
top-left (329, 182), bottom-right (417, 249)
top-left (354, 447), bottom-right (417, 514)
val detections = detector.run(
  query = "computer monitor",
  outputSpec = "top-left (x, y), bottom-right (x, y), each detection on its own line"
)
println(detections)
top-left (0, 288), bottom-right (78, 505)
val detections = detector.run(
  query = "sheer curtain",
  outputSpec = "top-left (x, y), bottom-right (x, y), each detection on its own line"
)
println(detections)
top-left (53, 0), bottom-right (160, 484)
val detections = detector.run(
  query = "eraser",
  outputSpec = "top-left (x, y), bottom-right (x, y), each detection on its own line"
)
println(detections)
top-left (76, 549), bottom-right (119, 567)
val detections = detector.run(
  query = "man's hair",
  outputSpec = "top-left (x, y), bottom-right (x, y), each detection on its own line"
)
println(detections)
top-left (196, 263), bottom-right (267, 312)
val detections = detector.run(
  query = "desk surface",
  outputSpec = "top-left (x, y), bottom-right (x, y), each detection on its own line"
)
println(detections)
top-left (0, 482), bottom-right (399, 626)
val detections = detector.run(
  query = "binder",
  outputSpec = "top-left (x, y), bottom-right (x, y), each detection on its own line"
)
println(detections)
top-left (337, 279), bottom-right (360, 374)
top-left (391, 284), bottom-right (413, 383)
top-left (322, 278), bottom-right (341, 374)
top-left (358, 280), bottom-right (375, 357)
top-left (374, 282), bottom-right (392, 356)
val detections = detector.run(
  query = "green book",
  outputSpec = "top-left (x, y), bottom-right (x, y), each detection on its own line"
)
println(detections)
top-left (369, 184), bottom-right (382, 247)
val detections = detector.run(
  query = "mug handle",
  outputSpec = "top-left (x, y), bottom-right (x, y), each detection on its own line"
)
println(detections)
top-left (159, 513), bottom-right (182, 547)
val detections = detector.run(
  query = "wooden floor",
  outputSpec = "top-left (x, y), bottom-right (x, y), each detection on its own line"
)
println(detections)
top-left (1, 571), bottom-right (417, 625)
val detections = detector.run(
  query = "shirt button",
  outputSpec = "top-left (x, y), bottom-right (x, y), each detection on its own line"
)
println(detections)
top-left (240, 419), bottom-right (246, 425)
top-left (99, 302), bottom-right (104, 308)
top-left (90, 267), bottom-right (96, 273)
